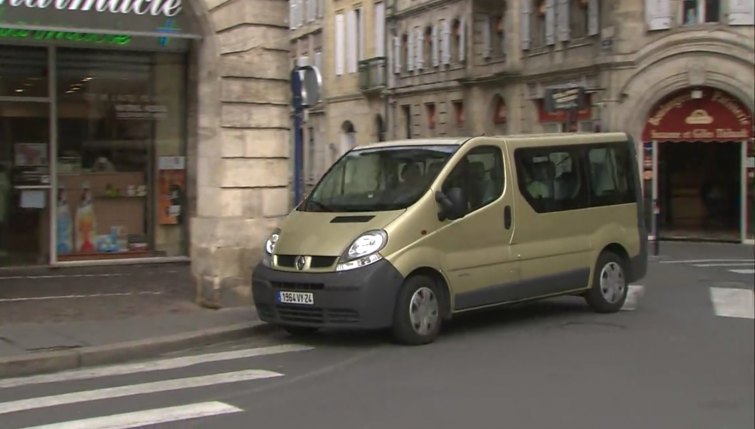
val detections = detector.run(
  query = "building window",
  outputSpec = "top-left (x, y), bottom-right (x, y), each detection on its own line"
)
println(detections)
top-left (424, 26), bottom-right (433, 69)
top-left (335, 13), bottom-right (345, 76)
top-left (375, 2), bottom-right (386, 57)
top-left (453, 101), bottom-right (465, 128)
top-left (452, 19), bottom-right (462, 62)
top-left (570, 0), bottom-right (588, 37)
top-left (426, 103), bottom-right (437, 131)
top-left (402, 105), bottom-right (412, 139)
top-left (401, 33), bottom-right (410, 73)
top-left (489, 14), bottom-right (505, 57)
top-left (533, 0), bottom-right (547, 47)
top-left (493, 95), bottom-right (507, 124)
top-left (683, 0), bottom-right (720, 24)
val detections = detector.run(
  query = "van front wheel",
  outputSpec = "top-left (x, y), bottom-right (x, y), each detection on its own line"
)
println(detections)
top-left (585, 251), bottom-right (628, 313)
top-left (392, 275), bottom-right (442, 345)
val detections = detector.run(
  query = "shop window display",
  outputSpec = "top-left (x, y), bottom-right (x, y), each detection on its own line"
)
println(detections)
top-left (55, 49), bottom-right (187, 260)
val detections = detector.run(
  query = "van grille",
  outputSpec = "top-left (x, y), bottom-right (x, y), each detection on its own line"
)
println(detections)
top-left (271, 281), bottom-right (324, 291)
top-left (276, 255), bottom-right (337, 269)
top-left (262, 305), bottom-right (360, 325)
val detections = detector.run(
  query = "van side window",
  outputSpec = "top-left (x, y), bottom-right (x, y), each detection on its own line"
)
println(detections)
top-left (515, 147), bottom-right (588, 213)
top-left (588, 145), bottom-right (636, 206)
top-left (442, 146), bottom-right (504, 214)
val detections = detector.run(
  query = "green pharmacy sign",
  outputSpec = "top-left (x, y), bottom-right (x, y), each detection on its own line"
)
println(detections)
top-left (0, 27), bottom-right (131, 45)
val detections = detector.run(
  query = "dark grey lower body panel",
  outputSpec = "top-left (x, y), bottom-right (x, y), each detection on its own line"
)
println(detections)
top-left (455, 268), bottom-right (591, 311)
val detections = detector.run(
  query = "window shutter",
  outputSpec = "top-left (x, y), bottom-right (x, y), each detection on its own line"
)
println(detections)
top-left (408, 30), bottom-right (415, 71)
top-left (729, 0), bottom-right (755, 25)
top-left (375, 2), bottom-right (386, 57)
top-left (482, 16), bottom-right (492, 58)
top-left (358, 9), bottom-right (365, 60)
top-left (459, 17), bottom-right (466, 62)
top-left (556, 0), bottom-right (570, 42)
top-left (646, 0), bottom-right (672, 30)
top-left (317, 0), bottom-right (324, 18)
top-left (335, 13), bottom-right (345, 75)
top-left (588, 0), bottom-right (600, 35)
top-left (289, 1), bottom-right (295, 29)
top-left (296, 0), bottom-right (303, 27)
top-left (307, 0), bottom-right (315, 22)
top-left (346, 10), bottom-right (358, 73)
top-left (441, 19), bottom-right (451, 64)
top-left (521, 0), bottom-right (531, 50)
top-left (416, 27), bottom-right (424, 70)
top-left (314, 50), bottom-right (323, 74)
top-left (432, 25), bottom-right (440, 66)
top-left (393, 36), bottom-right (401, 73)
top-left (545, 0), bottom-right (556, 45)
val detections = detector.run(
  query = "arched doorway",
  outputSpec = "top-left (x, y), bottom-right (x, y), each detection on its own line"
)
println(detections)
top-left (642, 86), bottom-right (753, 242)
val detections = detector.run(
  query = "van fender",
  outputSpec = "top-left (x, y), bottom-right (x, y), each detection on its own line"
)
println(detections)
top-left (588, 223), bottom-right (635, 288)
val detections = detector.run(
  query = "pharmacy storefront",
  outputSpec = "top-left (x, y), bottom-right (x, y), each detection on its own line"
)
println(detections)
top-left (0, 0), bottom-right (199, 266)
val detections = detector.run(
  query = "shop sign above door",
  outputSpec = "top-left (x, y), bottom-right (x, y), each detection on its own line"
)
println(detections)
top-left (0, 0), bottom-right (199, 38)
top-left (642, 87), bottom-right (753, 142)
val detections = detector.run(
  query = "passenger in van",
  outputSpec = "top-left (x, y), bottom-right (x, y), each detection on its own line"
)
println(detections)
top-left (393, 162), bottom-right (425, 202)
top-left (527, 161), bottom-right (553, 199)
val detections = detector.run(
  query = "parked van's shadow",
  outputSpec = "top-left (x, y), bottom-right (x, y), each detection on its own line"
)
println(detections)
top-left (280, 296), bottom-right (595, 348)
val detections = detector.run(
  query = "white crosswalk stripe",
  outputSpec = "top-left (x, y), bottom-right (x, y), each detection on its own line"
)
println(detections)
top-left (22, 402), bottom-right (243, 429)
top-left (710, 287), bottom-right (755, 320)
top-left (0, 343), bottom-right (312, 428)
top-left (621, 285), bottom-right (645, 311)
top-left (660, 258), bottom-right (755, 275)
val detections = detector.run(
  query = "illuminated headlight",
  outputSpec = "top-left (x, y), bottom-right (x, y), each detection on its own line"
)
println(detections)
top-left (336, 230), bottom-right (387, 271)
top-left (262, 229), bottom-right (280, 267)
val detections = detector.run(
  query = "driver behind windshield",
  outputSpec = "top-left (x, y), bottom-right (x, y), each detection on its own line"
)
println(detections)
top-left (392, 162), bottom-right (426, 203)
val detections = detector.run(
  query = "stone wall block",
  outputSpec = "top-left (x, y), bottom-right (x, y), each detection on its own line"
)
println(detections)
top-left (220, 104), bottom-right (289, 128)
top-left (220, 159), bottom-right (289, 188)
top-left (221, 78), bottom-right (289, 104)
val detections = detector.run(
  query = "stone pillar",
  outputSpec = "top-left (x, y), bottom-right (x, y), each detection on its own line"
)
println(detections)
top-left (192, 0), bottom-right (291, 308)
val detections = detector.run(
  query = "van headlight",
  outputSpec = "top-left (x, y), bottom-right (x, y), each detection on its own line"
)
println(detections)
top-left (336, 230), bottom-right (388, 271)
top-left (262, 229), bottom-right (280, 267)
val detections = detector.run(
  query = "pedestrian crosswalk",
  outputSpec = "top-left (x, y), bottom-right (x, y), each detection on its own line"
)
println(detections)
top-left (0, 343), bottom-right (314, 428)
top-left (660, 258), bottom-right (755, 275)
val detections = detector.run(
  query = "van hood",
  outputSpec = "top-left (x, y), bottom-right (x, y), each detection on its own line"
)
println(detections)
top-left (274, 210), bottom-right (404, 256)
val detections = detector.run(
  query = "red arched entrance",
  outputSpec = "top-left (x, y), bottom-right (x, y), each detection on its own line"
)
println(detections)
top-left (642, 87), bottom-right (753, 242)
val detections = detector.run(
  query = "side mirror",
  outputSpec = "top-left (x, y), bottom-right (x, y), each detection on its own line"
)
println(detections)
top-left (435, 187), bottom-right (467, 221)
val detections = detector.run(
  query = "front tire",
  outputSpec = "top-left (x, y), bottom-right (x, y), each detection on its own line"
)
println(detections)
top-left (392, 275), bottom-right (443, 345)
top-left (585, 251), bottom-right (628, 313)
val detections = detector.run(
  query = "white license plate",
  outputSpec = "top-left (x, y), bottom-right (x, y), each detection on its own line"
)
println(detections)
top-left (277, 291), bottom-right (314, 305)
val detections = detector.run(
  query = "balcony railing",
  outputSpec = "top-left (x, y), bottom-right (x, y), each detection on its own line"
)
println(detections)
top-left (358, 57), bottom-right (387, 93)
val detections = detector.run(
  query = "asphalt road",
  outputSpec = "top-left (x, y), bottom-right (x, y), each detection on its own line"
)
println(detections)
top-left (1, 246), bottom-right (753, 429)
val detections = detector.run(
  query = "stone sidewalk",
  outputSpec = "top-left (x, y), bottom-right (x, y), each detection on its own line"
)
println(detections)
top-left (0, 307), bottom-right (265, 378)
top-left (0, 262), bottom-right (265, 378)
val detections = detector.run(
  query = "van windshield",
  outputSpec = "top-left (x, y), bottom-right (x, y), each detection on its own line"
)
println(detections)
top-left (299, 145), bottom-right (459, 212)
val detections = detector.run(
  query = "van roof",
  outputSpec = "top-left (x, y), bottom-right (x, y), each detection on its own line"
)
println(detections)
top-left (357, 132), bottom-right (629, 150)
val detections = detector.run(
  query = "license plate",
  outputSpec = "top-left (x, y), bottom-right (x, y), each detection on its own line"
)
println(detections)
top-left (277, 291), bottom-right (314, 305)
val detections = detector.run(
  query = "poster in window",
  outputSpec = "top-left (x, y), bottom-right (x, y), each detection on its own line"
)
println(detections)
top-left (158, 156), bottom-right (186, 225)
top-left (12, 143), bottom-right (50, 186)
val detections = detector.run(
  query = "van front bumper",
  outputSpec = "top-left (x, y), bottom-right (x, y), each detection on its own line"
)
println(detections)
top-left (251, 259), bottom-right (405, 330)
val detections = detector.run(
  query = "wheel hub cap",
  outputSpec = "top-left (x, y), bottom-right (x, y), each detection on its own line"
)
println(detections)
top-left (600, 262), bottom-right (626, 304)
top-left (409, 286), bottom-right (439, 336)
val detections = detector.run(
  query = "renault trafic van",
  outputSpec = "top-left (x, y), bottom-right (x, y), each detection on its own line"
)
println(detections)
top-left (252, 133), bottom-right (647, 344)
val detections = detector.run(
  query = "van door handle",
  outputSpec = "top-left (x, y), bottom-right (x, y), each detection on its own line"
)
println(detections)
top-left (504, 205), bottom-right (512, 229)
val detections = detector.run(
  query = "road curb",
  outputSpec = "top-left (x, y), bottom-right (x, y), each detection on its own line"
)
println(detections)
top-left (0, 321), bottom-right (273, 379)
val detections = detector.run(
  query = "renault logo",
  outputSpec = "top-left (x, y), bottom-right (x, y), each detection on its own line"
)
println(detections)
top-left (295, 256), bottom-right (311, 271)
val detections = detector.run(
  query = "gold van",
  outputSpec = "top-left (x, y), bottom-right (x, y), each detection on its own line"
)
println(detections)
top-left (252, 132), bottom-right (648, 344)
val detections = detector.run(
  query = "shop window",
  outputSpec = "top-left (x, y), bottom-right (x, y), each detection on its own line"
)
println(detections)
top-left (0, 46), bottom-right (48, 98)
top-left (55, 49), bottom-right (187, 260)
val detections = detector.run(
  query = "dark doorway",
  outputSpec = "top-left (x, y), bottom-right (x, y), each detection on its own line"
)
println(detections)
top-left (658, 141), bottom-right (741, 241)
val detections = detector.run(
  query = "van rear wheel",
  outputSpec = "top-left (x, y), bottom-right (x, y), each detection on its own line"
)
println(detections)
top-left (392, 275), bottom-right (442, 345)
top-left (585, 251), bottom-right (628, 313)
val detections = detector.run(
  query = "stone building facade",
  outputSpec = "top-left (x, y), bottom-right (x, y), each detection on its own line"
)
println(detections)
top-left (189, 0), bottom-right (292, 307)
